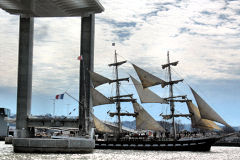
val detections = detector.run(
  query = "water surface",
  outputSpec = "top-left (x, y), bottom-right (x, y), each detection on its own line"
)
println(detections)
top-left (1, 142), bottom-right (240, 160)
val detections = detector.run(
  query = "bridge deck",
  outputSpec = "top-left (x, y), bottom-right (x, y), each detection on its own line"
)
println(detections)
top-left (0, 0), bottom-right (104, 17)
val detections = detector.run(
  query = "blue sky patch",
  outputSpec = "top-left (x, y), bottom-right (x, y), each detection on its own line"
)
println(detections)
top-left (112, 30), bottom-right (132, 41)
top-left (97, 17), bottom-right (136, 28)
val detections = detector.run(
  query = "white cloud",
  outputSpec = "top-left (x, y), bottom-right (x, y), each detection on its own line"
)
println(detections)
top-left (0, 0), bottom-right (240, 95)
top-left (0, 0), bottom-right (239, 125)
top-left (95, 0), bottom-right (240, 82)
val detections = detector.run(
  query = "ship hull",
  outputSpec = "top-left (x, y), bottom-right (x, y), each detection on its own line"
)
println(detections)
top-left (95, 137), bottom-right (220, 151)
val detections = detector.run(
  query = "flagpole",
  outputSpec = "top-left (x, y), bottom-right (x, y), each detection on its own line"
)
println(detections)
top-left (64, 91), bottom-right (80, 103)
top-left (50, 99), bottom-right (56, 117)
top-left (66, 104), bottom-right (70, 117)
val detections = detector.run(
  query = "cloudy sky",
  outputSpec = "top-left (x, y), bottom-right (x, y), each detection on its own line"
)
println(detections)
top-left (0, 0), bottom-right (239, 126)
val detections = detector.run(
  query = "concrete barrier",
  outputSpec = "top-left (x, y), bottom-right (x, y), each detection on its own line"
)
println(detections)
top-left (5, 136), bottom-right (13, 144)
top-left (13, 137), bottom-right (95, 153)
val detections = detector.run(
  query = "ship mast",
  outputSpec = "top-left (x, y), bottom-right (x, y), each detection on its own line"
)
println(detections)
top-left (108, 50), bottom-right (137, 137)
top-left (161, 51), bottom-right (184, 139)
top-left (161, 52), bottom-right (192, 139)
top-left (114, 50), bottom-right (122, 134)
top-left (167, 51), bottom-right (177, 139)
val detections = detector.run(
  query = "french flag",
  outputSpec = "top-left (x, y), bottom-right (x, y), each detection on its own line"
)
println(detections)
top-left (56, 94), bottom-right (64, 99)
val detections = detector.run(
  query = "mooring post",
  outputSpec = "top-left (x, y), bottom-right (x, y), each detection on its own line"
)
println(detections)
top-left (16, 15), bottom-right (34, 138)
top-left (79, 14), bottom-right (95, 136)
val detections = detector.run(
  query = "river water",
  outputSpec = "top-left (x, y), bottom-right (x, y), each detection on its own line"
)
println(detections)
top-left (1, 142), bottom-right (240, 160)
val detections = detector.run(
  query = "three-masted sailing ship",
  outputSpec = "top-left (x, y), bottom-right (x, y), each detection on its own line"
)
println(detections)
top-left (90, 51), bottom-right (231, 151)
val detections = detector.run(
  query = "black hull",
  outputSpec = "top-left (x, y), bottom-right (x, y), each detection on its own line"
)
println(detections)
top-left (214, 142), bottom-right (240, 147)
top-left (95, 137), bottom-right (220, 151)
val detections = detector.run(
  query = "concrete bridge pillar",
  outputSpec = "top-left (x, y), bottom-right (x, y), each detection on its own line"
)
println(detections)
top-left (16, 16), bottom-right (34, 138)
top-left (79, 14), bottom-right (95, 136)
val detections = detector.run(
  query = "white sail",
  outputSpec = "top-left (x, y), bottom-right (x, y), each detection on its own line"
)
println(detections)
top-left (92, 114), bottom-right (114, 133)
top-left (186, 101), bottom-right (221, 130)
top-left (132, 63), bottom-right (166, 88)
top-left (132, 102), bottom-right (165, 132)
top-left (91, 87), bottom-right (114, 106)
top-left (190, 87), bottom-right (230, 127)
top-left (130, 76), bottom-right (168, 104)
top-left (89, 71), bottom-right (111, 88)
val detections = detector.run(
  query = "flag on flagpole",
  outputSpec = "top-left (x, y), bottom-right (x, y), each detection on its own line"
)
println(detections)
top-left (77, 55), bottom-right (83, 60)
top-left (56, 94), bottom-right (64, 99)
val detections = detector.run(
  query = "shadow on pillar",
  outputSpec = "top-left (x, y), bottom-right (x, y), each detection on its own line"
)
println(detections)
top-left (79, 14), bottom-right (95, 136)
top-left (16, 16), bottom-right (34, 138)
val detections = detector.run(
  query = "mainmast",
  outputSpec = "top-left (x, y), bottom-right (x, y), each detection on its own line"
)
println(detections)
top-left (114, 51), bottom-right (122, 134)
top-left (167, 52), bottom-right (176, 139)
top-left (108, 50), bottom-right (137, 137)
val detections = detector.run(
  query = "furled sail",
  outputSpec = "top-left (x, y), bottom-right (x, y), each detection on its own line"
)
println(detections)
top-left (89, 71), bottom-right (111, 88)
top-left (186, 101), bottom-right (221, 130)
top-left (91, 87), bottom-right (114, 106)
top-left (132, 102), bottom-right (165, 132)
top-left (92, 114), bottom-right (114, 133)
top-left (130, 76), bottom-right (168, 104)
top-left (132, 63), bottom-right (166, 88)
top-left (190, 87), bottom-right (230, 127)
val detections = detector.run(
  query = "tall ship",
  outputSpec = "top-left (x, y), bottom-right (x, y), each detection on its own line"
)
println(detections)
top-left (90, 50), bottom-right (232, 151)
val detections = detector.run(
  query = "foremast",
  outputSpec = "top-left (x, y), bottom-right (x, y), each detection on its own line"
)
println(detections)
top-left (162, 51), bottom-right (183, 140)
top-left (130, 52), bottom-right (230, 135)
